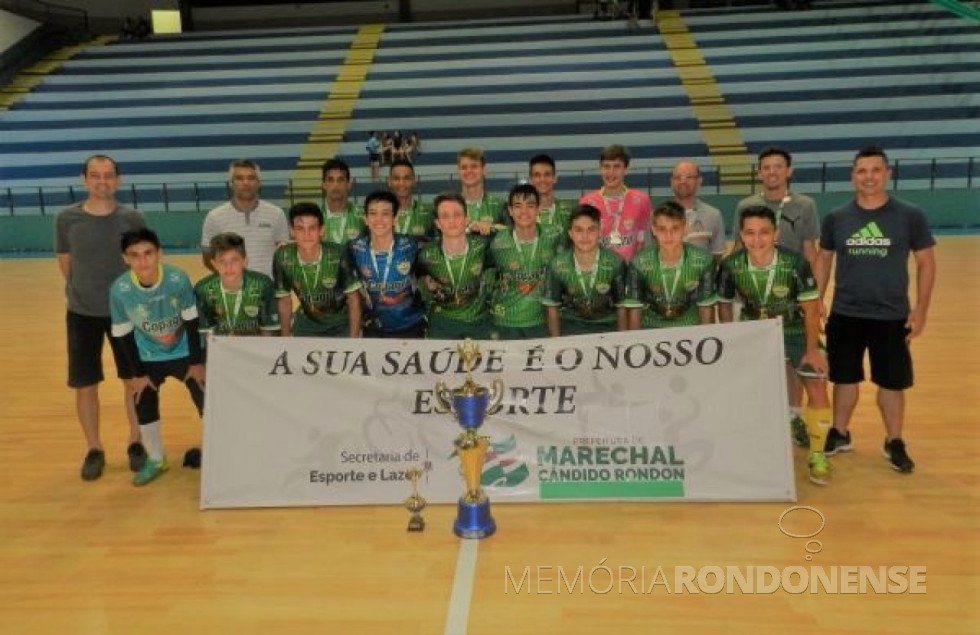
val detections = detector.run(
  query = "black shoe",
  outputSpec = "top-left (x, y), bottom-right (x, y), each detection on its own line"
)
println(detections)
top-left (81, 449), bottom-right (105, 481)
top-left (183, 447), bottom-right (202, 469)
top-left (824, 427), bottom-right (852, 456)
top-left (127, 442), bottom-right (147, 473)
top-left (882, 438), bottom-right (915, 473)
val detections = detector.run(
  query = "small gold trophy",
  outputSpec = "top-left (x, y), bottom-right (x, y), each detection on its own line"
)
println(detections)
top-left (404, 466), bottom-right (426, 532)
top-left (435, 340), bottom-right (503, 539)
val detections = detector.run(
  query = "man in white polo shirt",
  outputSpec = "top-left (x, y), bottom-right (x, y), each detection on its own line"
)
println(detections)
top-left (201, 159), bottom-right (289, 278)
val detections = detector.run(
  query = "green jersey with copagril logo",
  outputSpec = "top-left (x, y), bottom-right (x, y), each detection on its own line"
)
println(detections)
top-left (416, 234), bottom-right (492, 325)
top-left (717, 246), bottom-right (817, 334)
top-left (194, 270), bottom-right (280, 336)
top-left (625, 244), bottom-right (717, 328)
top-left (488, 225), bottom-right (564, 328)
top-left (542, 248), bottom-right (627, 334)
top-left (272, 242), bottom-right (361, 334)
top-left (323, 202), bottom-right (365, 246)
top-left (394, 199), bottom-right (435, 243)
top-left (537, 199), bottom-right (573, 232)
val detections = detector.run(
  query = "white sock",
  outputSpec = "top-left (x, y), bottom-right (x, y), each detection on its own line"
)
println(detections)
top-left (789, 406), bottom-right (802, 423)
top-left (140, 421), bottom-right (164, 461)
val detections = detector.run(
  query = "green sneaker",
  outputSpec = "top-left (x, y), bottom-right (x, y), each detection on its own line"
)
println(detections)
top-left (790, 415), bottom-right (810, 448)
top-left (808, 452), bottom-right (830, 486)
top-left (133, 458), bottom-right (169, 487)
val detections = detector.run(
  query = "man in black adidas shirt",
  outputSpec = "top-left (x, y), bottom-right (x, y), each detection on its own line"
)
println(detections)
top-left (815, 146), bottom-right (936, 474)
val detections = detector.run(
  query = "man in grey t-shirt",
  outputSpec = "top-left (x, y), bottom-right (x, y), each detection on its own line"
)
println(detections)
top-left (816, 146), bottom-right (936, 474)
top-left (671, 160), bottom-right (726, 261)
top-left (55, 155), bottom-right (146, 481)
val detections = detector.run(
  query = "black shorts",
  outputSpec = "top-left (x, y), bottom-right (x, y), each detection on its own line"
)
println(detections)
top-left (134, 358), bottom-right (205, 425)
top-left (826, 313), bottom-right (913, 390)
top-left (67, 311), bottom-right (133, 388)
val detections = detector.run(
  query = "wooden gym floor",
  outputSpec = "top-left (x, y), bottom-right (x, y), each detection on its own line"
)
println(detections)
top-left (0, 237), bottom-right (977, 634)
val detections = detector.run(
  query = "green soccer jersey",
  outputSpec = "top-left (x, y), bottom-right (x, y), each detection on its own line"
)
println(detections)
top-left (717, 246), bottom-right (818, 334)
top-left (323, 202), bottom-right (365, 246)
top-left (394, 199), bottom-right (435, 242)
top-left (542, 248), bottom-right (627, 334)
top-left (488, 225), bottom-right (564, 328)
top-left (416, 234), bottom-right (492, 326)
top-left (272, 242), bottom-right (361, 335)
top-left (625, 244), bottom-right (717, 328)
top-left (194, 270), bottom-right (280, 336)
top-left (464, 193), bottom-right (506, 227)
top-left (537, 199), bottom-right (573, 232)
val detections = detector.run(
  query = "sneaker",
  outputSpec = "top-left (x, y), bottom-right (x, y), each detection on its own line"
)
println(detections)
top-left (882, 438), bottom-right (915, 473)
top-left (80, 449), bottom-right (105, 481)
top-left (808, 452), bottom-right (831, 486)
top-left (790, 416), bottom-right (810, 448)
top-left (183, 447), bottom-right (201, 469)
top-left (127, 442), bottom-right (147, 473)
top-left (824, 427), bottom-right (852, 456)
top-left (133, 458), bottom-right (169, 487)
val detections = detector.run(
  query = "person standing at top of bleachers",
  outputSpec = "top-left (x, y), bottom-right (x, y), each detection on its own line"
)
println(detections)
top-left (201, 159), bottom-right (289, 278)
top-left (321, 158), bottom-right (365, 247)
top-left (578, 144), bottom-right (651, 262)
top-left (670, 160), bottom-right (726, 264)
top-left (457, 147), bottom-right (506, 235)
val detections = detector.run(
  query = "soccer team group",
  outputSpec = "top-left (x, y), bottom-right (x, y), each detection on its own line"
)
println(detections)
top-left (56, 143), bottom-right (935, 489)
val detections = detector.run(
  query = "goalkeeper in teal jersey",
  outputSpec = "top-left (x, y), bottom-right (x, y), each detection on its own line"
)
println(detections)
top-left (718, 205), bottom-right (832, 486)
top-left (195, 233), bottom-right (281, 338)
top-left (273, 203), bottom-right (363, 337)
top-left (625, 200), bottom-right (717, 329)
top-left (487, 183), bottom-right (564, 340)
top-left (388, 160), bottom-right (435, 246)
top-left (109, 229), bottom-right (205, 486)
top-left (543, 204), bottom-right (629, 336)
top-left (457, 147), bottom-right (506, 235)
top-left (321, 158), bottom-right (366, 246)
top-left (417, 192), bottom-right (494, 339)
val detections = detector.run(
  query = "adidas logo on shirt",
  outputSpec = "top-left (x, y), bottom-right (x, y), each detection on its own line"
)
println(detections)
top-left (846, 221), bottom-right (892, 247)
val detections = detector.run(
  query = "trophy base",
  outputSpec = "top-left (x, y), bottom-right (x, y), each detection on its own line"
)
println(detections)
top-left (453, 498), bottom-right (496, 539)
top-left (407, 514), bottom-right (425, 533)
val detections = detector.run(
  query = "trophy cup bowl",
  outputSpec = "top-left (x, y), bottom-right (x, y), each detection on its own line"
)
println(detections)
top-left (434, 341), bottom-right (503, 539)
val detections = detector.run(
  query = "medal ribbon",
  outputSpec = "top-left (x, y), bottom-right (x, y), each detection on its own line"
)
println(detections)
top-left (220, 284), bottom-right (244, 334)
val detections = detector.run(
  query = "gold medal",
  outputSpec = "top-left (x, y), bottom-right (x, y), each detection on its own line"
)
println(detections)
top-left (665, 307), bottom-right (677, 319)
top-left (759, 308), bottom-right (769, 319)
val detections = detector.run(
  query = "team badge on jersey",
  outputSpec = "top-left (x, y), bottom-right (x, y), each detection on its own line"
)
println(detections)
top-left (470, 263), bottom-right (483, 275)
top-left (508, 260), bottom-right (520, 270)
top-left (244, 306), bottom-right (259, 318)
top-left (396, 261), bottom-right (411, 275)
top-left (595, 283), bottom-right (610, 294)
top-left (685, 280), bottom-right (699, 291)
top-left (773, 285), bottom-right (790, 299)
top-left (323, 278), bottom-right (335, 287)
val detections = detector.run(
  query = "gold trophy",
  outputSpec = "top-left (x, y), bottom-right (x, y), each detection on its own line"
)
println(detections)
top-left (434, 341), bottom-right (503, 539)
top-left (404, 466), bottom-right (426, 532)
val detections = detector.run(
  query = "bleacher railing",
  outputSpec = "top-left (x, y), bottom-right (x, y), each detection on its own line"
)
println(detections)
top-left (4, 156), bottom-right (976, 216)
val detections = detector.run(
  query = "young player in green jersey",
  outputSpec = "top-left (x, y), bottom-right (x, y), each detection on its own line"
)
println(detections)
top-left (195, 233), bottom-right (281, 338)
top-left (273, 203), bottom-right (362, 337)
top-left (543, 204), bottom-right (628, 336)
top-left (457, 147), bottom-right (505, 235)
top-left (625, 200), bottom-right (717, 329)
top-left (321, 158), bottom-right (365, 246)
top-left (488, 183), bottom-right (564, 340)
top-left (110, 229), bottom-right (205, 486)
top-left (718, 205), bottom-right (832, 486)
top-left (529, 154), bottom-right (572, 233)
top-left (417, 192), bottom-right (493, 339)
top-left (388, 159), bottom-right (435, 246)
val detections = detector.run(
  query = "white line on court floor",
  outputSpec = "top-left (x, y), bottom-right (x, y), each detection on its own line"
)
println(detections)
top-left (444, 539), bottom-right (479, 635)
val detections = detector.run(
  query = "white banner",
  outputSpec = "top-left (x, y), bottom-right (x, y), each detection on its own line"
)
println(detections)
top-left (201, 321), bottom-right (796, 508)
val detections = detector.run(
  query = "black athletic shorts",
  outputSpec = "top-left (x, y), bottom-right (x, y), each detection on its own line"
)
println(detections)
top-left (133, 358), bottom-right (205, 425)
top-left (826, 313), bottom-right (913, 390)
top-left (67, 311), bottom-right (133, 388)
